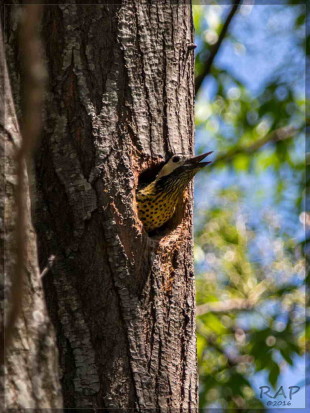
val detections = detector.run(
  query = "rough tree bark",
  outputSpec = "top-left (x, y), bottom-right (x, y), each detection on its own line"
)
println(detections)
top-left (1, 25), bottom-right (62, 409)
top-left (5, 2), bottom-right (197, 411)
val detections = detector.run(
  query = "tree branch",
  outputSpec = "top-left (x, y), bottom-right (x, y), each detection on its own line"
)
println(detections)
top-left (1, 4), bottom-right (46, 361)
top-left (197, 297), bottom-right (257, 316)
top-left (195, 0), bottom-right (242, 95)
top-left (197, 280), bottom-right (270, 316)
top-left (212, 125), bottom-right (296, 167)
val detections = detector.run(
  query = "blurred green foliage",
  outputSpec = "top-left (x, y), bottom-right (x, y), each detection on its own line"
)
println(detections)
top-left (193, 2), bottom-right (306, 410)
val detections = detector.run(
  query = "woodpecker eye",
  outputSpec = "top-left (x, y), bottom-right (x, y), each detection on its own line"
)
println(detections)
top-left (172, 156), bottom-right (180, 163)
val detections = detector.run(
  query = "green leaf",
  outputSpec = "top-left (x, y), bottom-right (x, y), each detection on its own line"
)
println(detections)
top-left (268, 361), bottom-right (280, 388)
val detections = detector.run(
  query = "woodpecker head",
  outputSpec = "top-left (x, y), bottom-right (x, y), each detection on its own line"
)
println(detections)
top-left (156, 151), bottom-right (213, 180)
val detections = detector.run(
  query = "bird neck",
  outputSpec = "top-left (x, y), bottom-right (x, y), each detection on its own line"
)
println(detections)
top-left (155, 170), bottom-right (194, 196)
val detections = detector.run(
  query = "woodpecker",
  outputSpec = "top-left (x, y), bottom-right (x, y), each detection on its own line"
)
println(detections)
top-left (137, 152), bottom-right (212, 232)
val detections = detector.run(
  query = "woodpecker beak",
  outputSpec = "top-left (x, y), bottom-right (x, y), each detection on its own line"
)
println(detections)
top-left (184, 151), bottom-right (213, 168)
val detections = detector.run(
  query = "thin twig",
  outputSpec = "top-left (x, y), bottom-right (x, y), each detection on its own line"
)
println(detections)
top-left (212, 125), bottom-right (296, 167)
top-left (1, 4), bottom-right (45, 362)
top-left (40, 255), bottom-right (56, 279)
top-left (196, 319), bottom-right (253, 367)
top-left (195, 0), bottom-right (242, 95)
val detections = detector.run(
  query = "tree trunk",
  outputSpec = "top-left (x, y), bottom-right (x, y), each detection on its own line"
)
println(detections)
top-left (5, 2), bottom-right (197, 410)
top-left (1, 27), bottom-right (62, 409)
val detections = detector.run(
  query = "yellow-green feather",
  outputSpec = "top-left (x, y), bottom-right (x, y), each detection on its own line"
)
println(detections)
top-left (137, 167), bottom-right (197, 232)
